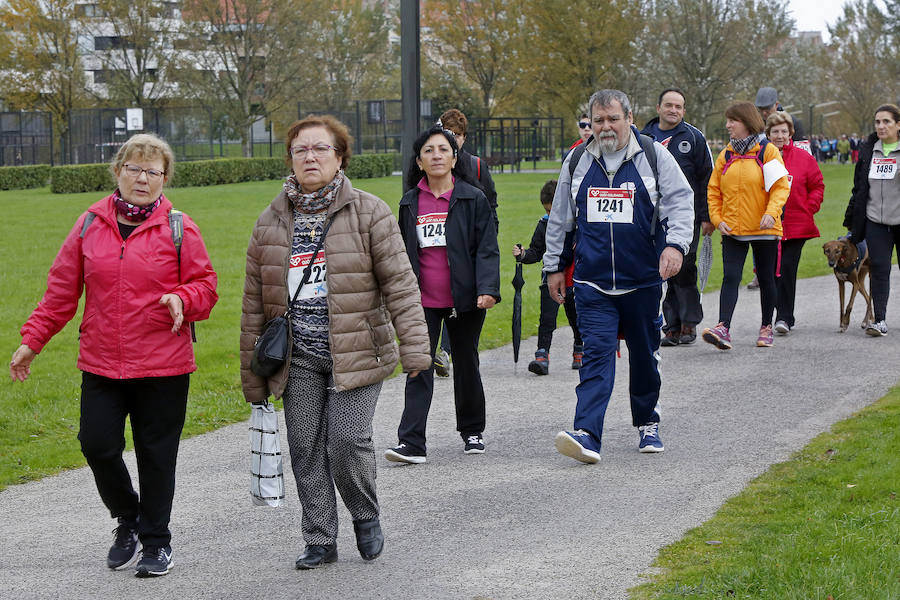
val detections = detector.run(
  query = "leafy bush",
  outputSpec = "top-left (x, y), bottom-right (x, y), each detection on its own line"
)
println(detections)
top-left (346, 153), bottom-right (394, 179)
top-left (169, 158), bottom-right (287, 188)
top-left (0, 165), bottom-right (52, 190)
top-left (48, 154), bottom-right (394, 193)
top-left (50, 165), bottom-right (114, 194)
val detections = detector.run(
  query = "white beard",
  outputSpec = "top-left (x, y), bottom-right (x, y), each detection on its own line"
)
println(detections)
top-left (598, 133), bottom-right (618, 154)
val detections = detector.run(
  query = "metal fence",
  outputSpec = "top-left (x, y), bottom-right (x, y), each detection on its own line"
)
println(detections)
top-left (0, 112), bottom-right (53, 166)
top-left (298, 99), bottom-right (435, 156)
top-left (466, 117), bottom-right (566, 171)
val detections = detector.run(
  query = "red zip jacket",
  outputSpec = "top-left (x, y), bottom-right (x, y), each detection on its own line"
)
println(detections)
top-left (20, 193), bottom-right (218, 379)
top-left (781, 141), bottom-right (824, 240)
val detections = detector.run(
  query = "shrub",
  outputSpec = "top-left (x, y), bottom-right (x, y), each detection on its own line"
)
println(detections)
top-left (50, 165), bottom-right (114, 194)
top-left (345, 153), bottom-right (394, 179)
top-left (169, 158), bottom-right (287, 188)
top-left (0, 165), bottom-right (52, 190)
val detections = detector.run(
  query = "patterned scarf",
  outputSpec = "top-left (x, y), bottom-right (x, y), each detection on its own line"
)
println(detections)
top-left (729, 134), bottom-right (758, 156)
top-left (113, 189), bottom-right (161, 221)
top-left (284, 171), bottom-right (343, 214)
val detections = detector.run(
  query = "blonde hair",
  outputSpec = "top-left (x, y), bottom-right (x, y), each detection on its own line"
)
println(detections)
top-left (765, 112), bottom-right (794, 138)
top-left (110, 133), bottom-right (175, 180)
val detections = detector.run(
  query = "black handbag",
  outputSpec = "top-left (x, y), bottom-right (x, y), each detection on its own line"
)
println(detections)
top-left (250, 218), bottom-right (333, 377)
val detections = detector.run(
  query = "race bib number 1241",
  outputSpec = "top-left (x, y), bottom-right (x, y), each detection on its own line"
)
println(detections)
top-left (586, 187), bottom-right (634, 223)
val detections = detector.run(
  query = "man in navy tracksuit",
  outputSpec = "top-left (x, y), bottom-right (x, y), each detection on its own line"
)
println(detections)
top-left (641, 88), bottom-right (713, 346)
top-left (544, 89), bottom-right (694, 463)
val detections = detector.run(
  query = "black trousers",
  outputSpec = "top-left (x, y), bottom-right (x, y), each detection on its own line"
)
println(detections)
top-left (397, 307), bottom-right (486, 454)
top-left (775, 238), bottom-right (807, 327)
top-left (865, 220), bottom-right (900, 321)
top-left (663, 220), bottom-right (704, 331)
top-left (719, 237), bottom-right (778, 328)
top-left (79, 372), bottom-right (189, 548)
top-left (537, 284), bottom-right (581, 351)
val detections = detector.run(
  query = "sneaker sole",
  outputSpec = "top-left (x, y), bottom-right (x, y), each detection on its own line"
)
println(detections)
top-left (108, 544), bottom-right (141, 570)
top-left (433, 366), bottom-right (450, 377)
top-left (384, 449), bottom-right (426, 464)
top-left (702, 331), bottom-right (732, 350)
top-left (757, 341), bottom-right (773, 347)
top-left (774, 326), bottom-right (789, 335)
top-left (296, 554), bottom-right (338, 570)
top-left (135, 559), bottom-right (173, 578)
top-left (554, 432), bottom-right (600, 464)
top-left (639, 444), bottom-right (665, 453)
top-left (866, 328), bottom-right (887, 337)
top-left (527, 363), bottom-right (549, 375)
top-left (464, 447), bottom-right (485, 455)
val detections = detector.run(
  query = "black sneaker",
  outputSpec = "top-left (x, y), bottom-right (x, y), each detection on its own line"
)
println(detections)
top-left (463, 434), bottom-right (485, 454)
top-left (107, 519), bottom-right (139, 570)
top-left (660, 330), bottom-right (680, 346)
top-left (135, 545), bottom-right (173, 578)
top-left (384, 443), bottom-right (426, 464)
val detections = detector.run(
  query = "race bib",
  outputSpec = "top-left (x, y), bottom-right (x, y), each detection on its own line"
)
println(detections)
top-left (416, 212), bottom-right (448, 247)
top-left (870, 157), bottom-right (897, 180)
top-left (586, 187), bottom-right (634, 223)
top-left (289, 250), bottom-right (327, 300)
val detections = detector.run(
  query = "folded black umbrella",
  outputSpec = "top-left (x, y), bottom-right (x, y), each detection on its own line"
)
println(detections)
top-left (512, 262), bottom-right (525, 369)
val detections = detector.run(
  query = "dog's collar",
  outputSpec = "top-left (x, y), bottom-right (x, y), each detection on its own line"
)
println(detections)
top-left (836, 240), bottom-right (867, 274)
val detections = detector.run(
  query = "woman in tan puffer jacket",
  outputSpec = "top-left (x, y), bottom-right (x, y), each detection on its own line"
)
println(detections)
top-left (240, 115), bottom-right (431, 570)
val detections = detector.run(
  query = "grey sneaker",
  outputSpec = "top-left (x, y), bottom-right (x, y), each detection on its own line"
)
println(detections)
top-left (774, 320), bottom-right (790, 335)
top-left (866, 320), bottom-right (888, 336)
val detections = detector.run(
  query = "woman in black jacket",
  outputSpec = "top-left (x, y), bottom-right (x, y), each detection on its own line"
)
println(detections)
top-left (843, 103), bottom-right (900, 336)
top-left (385, 125), bottom-right (500, 464)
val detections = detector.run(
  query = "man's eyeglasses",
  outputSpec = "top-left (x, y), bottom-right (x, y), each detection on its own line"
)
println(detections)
top-left (578, 122), bottom-right (591, 129)
top-left (290, 144), bottom-right (335, 158)
top-left (123, 164), bottom-right (165, 180)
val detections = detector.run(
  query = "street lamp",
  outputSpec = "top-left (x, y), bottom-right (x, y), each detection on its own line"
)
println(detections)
top-left (808, 101), bottom-right (839, 137)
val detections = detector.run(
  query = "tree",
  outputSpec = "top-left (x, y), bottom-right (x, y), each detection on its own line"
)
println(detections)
top-left (641, 0), bottom-right (794, 133)
top-left (827, 0), bottom-right (900, 134)
top-left (178, 0), bottom-right (321, 156)
top-left (0, 0), bottom-right (88, 163)
top-left (518, 0), bottom-right (646, 120)
top-left (80, 0), bottom-right (187, 106)
top-left (423, 0), bottom-right (528, 117)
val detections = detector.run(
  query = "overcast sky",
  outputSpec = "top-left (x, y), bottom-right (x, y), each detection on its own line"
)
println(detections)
top-left (788, 0), bottom-right (848, 39)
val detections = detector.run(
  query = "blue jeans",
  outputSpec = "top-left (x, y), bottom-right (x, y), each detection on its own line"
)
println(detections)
top-left (573, 283), bottom-right (662, 446)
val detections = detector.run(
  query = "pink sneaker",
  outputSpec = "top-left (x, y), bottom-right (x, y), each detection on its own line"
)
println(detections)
top-left (757, 324), bottom-right (774, 347)
top-left (702, 322), bottom-right (732, 350)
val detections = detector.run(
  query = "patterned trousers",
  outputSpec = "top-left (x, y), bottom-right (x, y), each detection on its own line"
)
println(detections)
top-left (283, 350), bottom-right (382, 545)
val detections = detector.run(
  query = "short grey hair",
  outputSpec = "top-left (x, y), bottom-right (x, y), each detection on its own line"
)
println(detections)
top-left (589, 89), bottom-right (632, 117)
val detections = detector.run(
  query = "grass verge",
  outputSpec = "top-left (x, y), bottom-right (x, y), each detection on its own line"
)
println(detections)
top-left (629, 387), bottom-right (900, 599)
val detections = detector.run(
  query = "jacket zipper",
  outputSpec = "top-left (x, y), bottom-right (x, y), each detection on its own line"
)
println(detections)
top-left (367, 322), bottom-right (382, 363)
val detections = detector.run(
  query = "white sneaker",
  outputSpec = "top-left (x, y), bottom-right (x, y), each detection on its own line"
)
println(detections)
top-left (866, 320), bottom-right (888, 337)
top-left (774, 320), bottom-right (790, 335)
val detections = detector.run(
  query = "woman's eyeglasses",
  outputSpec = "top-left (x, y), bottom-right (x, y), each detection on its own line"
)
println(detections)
top-left (123, 164), bottom-right (165, 180)
top-left (578, 121), bottom-right (591, 129)
top-left (290, 144), bottom-right (335, 158)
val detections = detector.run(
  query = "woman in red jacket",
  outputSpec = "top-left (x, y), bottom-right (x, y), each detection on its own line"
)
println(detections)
top-left (765, 112), bottom-right (824, 334)
top-left (9, 133), bottom-right (218, 578)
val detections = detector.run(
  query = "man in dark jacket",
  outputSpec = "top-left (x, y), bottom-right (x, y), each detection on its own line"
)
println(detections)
top-left (439, 109), bottom-right (498, 231)
top-left (641, 88), bottom-right (713, 345)
top-left (756, 87), bottom-right (807, 141)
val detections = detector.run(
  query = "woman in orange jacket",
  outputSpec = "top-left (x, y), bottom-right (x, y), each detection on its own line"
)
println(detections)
top-left (702, 102), bottom-right (790, 349)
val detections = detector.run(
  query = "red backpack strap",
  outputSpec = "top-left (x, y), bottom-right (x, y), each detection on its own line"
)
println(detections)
top-left (477, 156), bottom-right (481, 179)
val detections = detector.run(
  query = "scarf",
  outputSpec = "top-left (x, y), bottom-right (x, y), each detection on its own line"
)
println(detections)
top-left (113, 190), bottom-right (161, 221)
top-left (729, 134), bottom-right (758, 156)
top-left (284, 171), bottom-right (343, 214)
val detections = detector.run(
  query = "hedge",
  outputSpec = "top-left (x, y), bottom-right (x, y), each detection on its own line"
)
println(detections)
top-left (46, 153), bottom-right (395, 194)
top-left (50, 164), bottom-right (114, 194)
top-left (0, 165), bottom-right (52, 190)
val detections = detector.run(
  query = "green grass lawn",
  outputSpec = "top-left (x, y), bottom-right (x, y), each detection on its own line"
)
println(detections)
top-left (630, 389), bottom-right (900, 599)
top-left (0, 163), bottom-right (858, 489)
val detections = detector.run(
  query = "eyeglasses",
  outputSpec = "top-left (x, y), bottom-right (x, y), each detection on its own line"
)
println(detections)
top-left (578, 122), bottom-right (591, 129)
top-left (123, 164), bottom-right (165, 180)
top-left (290, 144), bottom-right (335, 158)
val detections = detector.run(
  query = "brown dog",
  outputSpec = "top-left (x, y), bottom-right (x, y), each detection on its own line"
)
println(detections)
top-left (822, 239), bottom-right (873, 332)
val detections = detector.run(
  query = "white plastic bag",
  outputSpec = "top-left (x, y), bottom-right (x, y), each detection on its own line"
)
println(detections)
top-left (249, 402), bottom-right (284, 507)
